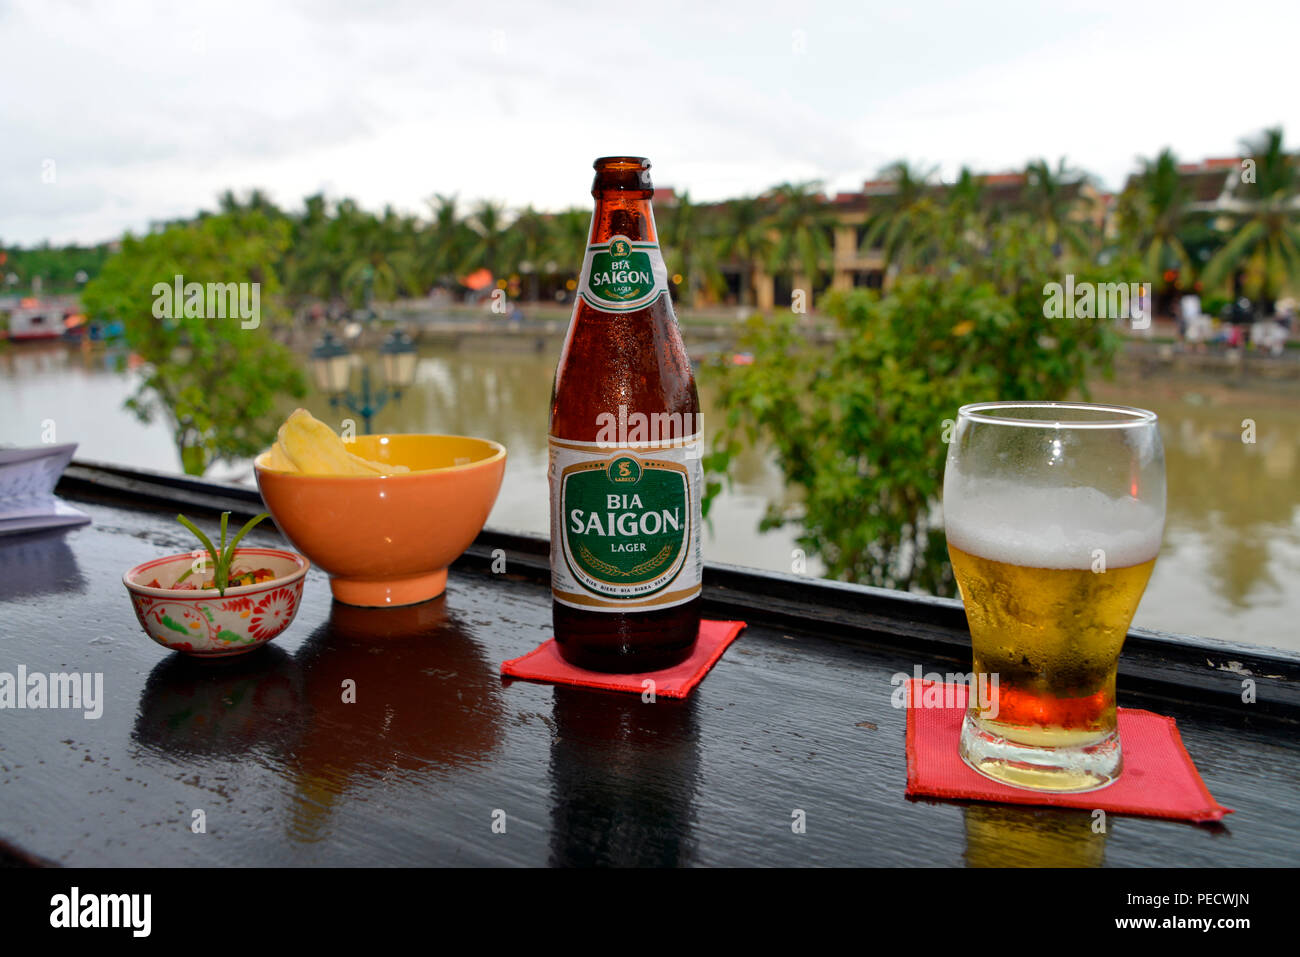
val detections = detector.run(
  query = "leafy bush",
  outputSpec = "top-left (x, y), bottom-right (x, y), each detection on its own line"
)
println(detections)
top-left (81, 212), bottom-right (306, 475)
top-left (704, 218), bottom-right (1121, 594)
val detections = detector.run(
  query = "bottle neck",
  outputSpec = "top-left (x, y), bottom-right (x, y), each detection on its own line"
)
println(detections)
top-left (576, 195), bottom-right (669, 314)
top-left (588, 195), bottom-right (659, 246)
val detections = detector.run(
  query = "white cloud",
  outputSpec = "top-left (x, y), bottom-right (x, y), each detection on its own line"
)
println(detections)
top-left (3, 0), bottom-right (1298, 244)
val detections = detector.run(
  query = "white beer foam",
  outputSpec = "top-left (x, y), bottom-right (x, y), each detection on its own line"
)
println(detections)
top-left (944, 478), bottom-right (1163, 570)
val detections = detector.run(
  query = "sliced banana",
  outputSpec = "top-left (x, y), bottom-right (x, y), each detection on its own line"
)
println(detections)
top-left (262, 441), bottom-right (297, 472)
top-left (272, 409), bottom-right (410, 476)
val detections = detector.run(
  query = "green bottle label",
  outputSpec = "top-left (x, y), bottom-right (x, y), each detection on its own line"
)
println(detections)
top-left (550, 436), bottom-right (702, 611)
top-left (577, 234), bottom-right (668, 312)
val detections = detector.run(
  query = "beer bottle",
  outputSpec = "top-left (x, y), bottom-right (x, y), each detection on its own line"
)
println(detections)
top-left (549, 156), bottom-right (702, 672)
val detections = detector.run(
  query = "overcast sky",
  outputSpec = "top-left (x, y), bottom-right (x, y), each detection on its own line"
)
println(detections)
top-left (4, 0), bottom-right (1299, 246)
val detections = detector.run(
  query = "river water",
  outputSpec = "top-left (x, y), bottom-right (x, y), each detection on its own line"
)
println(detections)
top-left (3, 339), bottom-right (1297, 653)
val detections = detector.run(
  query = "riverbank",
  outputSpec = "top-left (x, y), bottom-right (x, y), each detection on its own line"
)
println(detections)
top-left (310, 303), bottom-right (1300, 380)
top-left (2, 339), bottom-right (1296, 651)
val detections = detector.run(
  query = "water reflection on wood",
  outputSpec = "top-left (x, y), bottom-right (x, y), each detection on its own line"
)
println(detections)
top-left (285, 599), bottom-right (506, 845)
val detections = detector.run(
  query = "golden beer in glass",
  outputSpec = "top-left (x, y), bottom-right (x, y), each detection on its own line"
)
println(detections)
top-left (944, 402), bottom-right (1165, 792)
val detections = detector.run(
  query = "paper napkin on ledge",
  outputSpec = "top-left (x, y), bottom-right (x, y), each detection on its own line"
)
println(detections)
top-left (0, 444), bottom-right (91, 536)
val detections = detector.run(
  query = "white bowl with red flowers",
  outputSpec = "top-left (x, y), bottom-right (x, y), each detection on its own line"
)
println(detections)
top-left (123, 512), bottom-right (310, 656)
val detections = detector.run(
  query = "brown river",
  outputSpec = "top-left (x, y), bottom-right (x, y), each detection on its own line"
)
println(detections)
top-left (2, 340), bottom-right (1297, 653)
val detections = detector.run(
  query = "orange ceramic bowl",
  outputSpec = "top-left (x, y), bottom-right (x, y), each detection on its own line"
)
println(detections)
top-left (254, 434), bottom-right (506, 607)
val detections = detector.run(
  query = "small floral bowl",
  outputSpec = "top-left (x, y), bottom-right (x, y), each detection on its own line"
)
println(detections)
top-left (123, 547), bottom-right (310, 656)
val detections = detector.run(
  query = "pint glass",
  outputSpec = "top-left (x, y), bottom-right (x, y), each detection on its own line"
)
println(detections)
top-left (943, 402), bottom-right (1165, 792)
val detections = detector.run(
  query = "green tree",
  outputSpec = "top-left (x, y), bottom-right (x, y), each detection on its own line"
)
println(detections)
top-left (0, 241), bottom-right (112, 294)
top-left (340, 203), bottom-right (419, 308)
top-left (766, 181), bottom-right (836, 300)
top-left (545, 208), bottom-right (591, 296)
top-left (1202, 127), bottom-right (1300, 304)
top-left (216, 188), bottom-right (284, 219)
top-left (510, 206), bottom-right (553, 301)
top-left (659, 192), bottom-right (723, 306)
top-left (860, 160), bottom-right (946, 274)
top-left (948, 166), bottom-right (986, 216)
top-left (550, 207), bottom-right (591, 255)
top-left (283, 193), bottom-right (352, 305)
top-left (1022, 157), bottom-right (1094, 258)
top-left (945, 166), bottom-right (990, 256)
top-left (464, 200), bottom-right (512, 278)
top-left (415, 193), bottom-right (475, 290)
top-left (1117, 148), bottom-right (1195, 283)
top-left (81, 211), bottom-right (306, 475)
top-left (715, 196), bottom-right (775, 306)
top-left (704, 227), bottom-right (1119, 593)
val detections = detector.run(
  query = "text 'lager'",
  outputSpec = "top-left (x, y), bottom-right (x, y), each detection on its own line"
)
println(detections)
top-left (549, 156), bottom-right (702, 671)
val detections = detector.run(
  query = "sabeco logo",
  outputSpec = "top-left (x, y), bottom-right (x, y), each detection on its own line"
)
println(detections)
top-left (611, 456), bottom-right (641, 484)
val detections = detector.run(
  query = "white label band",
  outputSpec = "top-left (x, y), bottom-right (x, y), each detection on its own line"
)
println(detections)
top-left (575, 234), bottom-right (670, 313)
top-left (549, 434), bottom-right (703, 612)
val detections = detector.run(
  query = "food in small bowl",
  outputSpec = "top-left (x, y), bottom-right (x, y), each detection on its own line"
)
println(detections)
top-left (123, 511), bottom-right (310, 656)
top-left (255, 409), bottom-right (506, 607)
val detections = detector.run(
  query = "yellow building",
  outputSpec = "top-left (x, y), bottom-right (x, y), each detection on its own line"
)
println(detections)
top-left (671, 172), bottom-right (1102, 312)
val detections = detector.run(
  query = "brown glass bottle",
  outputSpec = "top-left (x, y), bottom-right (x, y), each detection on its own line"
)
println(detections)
top-left (549, 156), bottom-right (702, 672)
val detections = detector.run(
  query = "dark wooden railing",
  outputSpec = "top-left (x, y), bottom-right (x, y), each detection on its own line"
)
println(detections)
top-left (0, 461), bottom-right (1290, 866)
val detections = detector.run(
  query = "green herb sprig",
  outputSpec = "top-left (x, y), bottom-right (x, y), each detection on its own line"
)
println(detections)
top-left (173, 511), bottom-right (271, 595)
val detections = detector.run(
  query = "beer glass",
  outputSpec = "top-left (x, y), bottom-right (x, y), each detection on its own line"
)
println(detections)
top-left (944, 402), bottom-right (1165, 792)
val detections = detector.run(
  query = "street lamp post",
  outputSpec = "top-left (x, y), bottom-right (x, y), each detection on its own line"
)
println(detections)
top-left (353, 265), bottom-right (376, 322)
top-left (309, 329), bottom-right (418, 434)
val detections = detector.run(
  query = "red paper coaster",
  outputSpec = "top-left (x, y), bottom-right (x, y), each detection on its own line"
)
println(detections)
top-left (500, 619), bottom-right (746, 698)
top-left (905, 680), bottom-right (1231, 823)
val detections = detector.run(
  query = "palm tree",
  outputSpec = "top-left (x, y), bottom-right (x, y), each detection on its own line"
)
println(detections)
top-left (417, 193), bottom-right (473, 291)
top-left (940, 165), bottom-right (989, 262)
top-left (860, 161), bottom-right (944, 275)
top-left (948, 166), bottom-right (985, 217)
top-left (659, 192), bottom-right (723, 306)
top-left (1202, 127), bottom-right (1300, 305)
top-left (715, 196), bottom-right (774, 306)
top-left (546, 208), bottom-right (591, 298)
top-left (510, 206), bottom-right (553, 301)
top-left (550, 208), bottom-right (590, 255)
top-left (216, 188), bottom-right (283, 218)
top-left (767, 181), bottom-right (836, 301)
top-left (339, 203), bottom-right (418, 309)
top-left (284, 192), bottom-right (348, 304)
top-left (464, 200), bottom-right (511, 278)
top-left (1022, 157), bottom-right (1094, 258)
top-left (1117, 148), bottom-right (1194, 282)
